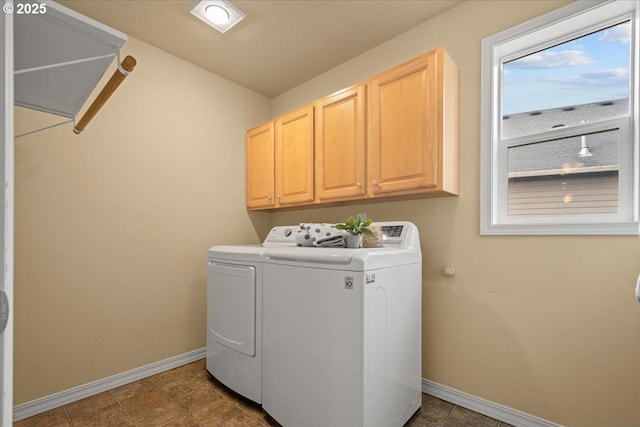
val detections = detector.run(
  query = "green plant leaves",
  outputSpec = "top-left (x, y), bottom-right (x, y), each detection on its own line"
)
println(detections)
top-left (335, 214), bottom-right (373, 236)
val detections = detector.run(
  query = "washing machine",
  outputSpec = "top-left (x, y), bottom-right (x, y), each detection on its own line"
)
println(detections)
top-left (262, 221), bottom-right (422, 427)
top-left (206, 225), bottom-right (297, 404)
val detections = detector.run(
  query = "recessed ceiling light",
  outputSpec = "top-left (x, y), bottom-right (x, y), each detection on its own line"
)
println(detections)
top-left (190, 0), bottom-right (246, 33)
top-left (205, 5), bottom-right (230, 25)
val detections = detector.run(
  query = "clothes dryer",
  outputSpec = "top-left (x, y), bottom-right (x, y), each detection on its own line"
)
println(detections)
top-left (206, 226), bottom-right (297, 404)
top-left (262, 222), bottom-right (422, 427)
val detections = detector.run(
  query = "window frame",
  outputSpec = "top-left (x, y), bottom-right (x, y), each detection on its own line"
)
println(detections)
top-left (480, 0), bottom-right (639, 235)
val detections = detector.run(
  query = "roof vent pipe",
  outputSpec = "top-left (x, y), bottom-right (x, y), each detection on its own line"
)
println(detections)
top-left (578, 135), bottom-right (593, 157)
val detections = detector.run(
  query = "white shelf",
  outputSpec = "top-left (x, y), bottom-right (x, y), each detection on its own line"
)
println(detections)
top-left (14, 0), bottom-right (127, 119)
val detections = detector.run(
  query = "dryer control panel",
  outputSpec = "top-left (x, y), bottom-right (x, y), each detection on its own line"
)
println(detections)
top-left (264, 226), bottom-right (299, 247)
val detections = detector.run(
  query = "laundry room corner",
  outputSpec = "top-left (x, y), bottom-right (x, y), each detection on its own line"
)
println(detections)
top-left (13, 34), bottom-right (270, 405)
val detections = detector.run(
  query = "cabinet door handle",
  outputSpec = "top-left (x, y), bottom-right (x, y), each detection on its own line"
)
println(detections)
top-left (372, 180), bottom-right (378, 187)
top-left (267, 196), bottom-right (272, 201)
top-left (356, 182), bottom-right (362, 189)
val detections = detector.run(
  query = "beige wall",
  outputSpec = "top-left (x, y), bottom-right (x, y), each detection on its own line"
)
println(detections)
top-left (13, 2), bottom-right (640, 427)
top-left (270, 1), bottom-right (640, 426)
top-left (14, 36), bottom-right (271, 404)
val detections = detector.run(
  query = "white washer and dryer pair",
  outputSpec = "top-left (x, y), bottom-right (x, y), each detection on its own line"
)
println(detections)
top-left (207, 221), bottom-right (422, 427)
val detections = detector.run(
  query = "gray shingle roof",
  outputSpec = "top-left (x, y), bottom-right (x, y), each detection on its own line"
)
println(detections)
top-left (503, 99), bottom-right (626, 175)
top-left (503, 98), bottom-right (628, 138)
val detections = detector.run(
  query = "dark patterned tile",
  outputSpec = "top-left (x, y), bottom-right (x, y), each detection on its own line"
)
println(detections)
top-left (129, 401), bottom-right (186, 426)
top-left (183, 359), bottom-right (206, 375)
top-left (13, 360), bottom-right (506, 427)
top-left (150, 366), bottom-right (192, 388)
top-left (13, 407), bottom-right (70, 427)
top-left (192, 367), bottom-right (215, 382)
top-left (444, 406), bottom-right (500, 427)
top-left (65, 392), bottom-right (118, 420)
top-left (221, 413), bottom-right (265, 427)
top-left (197, 373), bottom-right (228, 394)
top-left (155, 414), bottom-right (201, 427)
top-left (248, 411), bottom-right (281, 427)
top-left (68, 403), bottom-right (134, 427)
top-left (225, 393), bottom-right (276, 426)
top-left (190, 397), bottom-right (244, 427)
top-left (176, 384), bottom-right (223, 412)
top-left (118, 388), bottom-right (174, 416)
top-left (111, 378), bottom-right (158, 400)
top-left (406, 395), bottom-right (454, 427)
top-left (158, 375), bottom-right (203, 399)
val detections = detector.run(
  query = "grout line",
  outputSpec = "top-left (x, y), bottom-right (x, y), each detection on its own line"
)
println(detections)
top-left (441, 403), bottom-right (457, 426)
top-left (108, 389), bottom-right (137, 426)
top-left (149, 367), bottom-right (208, 427)
top-left (62, 405), bottom-right (73, 427)
top-left (202, 378), bottom-right (271, 427)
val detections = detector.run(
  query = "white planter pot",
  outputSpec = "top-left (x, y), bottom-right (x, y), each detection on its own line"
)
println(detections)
top-left (345, 234), bottom-right (362, 248)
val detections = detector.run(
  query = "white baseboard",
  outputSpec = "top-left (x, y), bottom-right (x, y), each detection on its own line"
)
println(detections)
top-left (13, 347), bottom-right (206, 422)
top-left (422, 379), bottom-right (563, 427)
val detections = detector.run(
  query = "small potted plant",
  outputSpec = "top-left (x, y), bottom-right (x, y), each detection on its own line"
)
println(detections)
top-left (335, 215), bottom-right (374, 248)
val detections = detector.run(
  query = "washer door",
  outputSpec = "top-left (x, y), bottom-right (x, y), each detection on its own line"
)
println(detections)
top-left (207, 261), bottom-right (256, 357)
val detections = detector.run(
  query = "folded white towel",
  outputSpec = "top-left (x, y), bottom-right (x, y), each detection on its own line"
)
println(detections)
top-left (295, 223), bottom-right (347, 247)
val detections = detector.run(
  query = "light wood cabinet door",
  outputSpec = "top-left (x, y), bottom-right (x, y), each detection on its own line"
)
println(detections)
top-left (275, 104), bottom-right (315, 206)
top-left (368, 47), bottom-right (459, 197)
top-left (246, 121), bottom-right (275, 209)
top-left (315, 85), bottom-right (366, 201)
top-left (369, 51), bottom-right (438, 195)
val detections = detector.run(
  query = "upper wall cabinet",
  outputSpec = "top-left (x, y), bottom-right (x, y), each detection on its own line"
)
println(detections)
top-left (246, 121), bottom-right (275, 209)
top-left (275, 105), bottom-right (315, 206)
top-left (369, 47), bottom-right (459, 197)
top-left (246, 46), bottom-right (459, 211)
top-left (246, 105), bottom-right (314, 210)
top-left (315, 84), bottom-right (366, 201)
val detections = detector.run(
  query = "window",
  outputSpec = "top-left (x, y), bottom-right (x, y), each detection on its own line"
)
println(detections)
top-left (481, 0), bottom-right (639, 235)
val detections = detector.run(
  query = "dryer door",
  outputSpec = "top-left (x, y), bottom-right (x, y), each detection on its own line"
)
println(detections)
top-left (207, 261), bottom-right (256, 357)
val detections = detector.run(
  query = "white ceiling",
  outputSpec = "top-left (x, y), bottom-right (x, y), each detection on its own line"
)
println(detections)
top-left (58, 0), bottom-right (463, 98)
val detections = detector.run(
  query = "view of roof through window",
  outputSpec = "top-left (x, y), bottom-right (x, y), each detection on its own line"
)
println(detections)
top-left (505, 98), bottom-right (624, 216)
top-left (500, 19), bottom-right (630, 217)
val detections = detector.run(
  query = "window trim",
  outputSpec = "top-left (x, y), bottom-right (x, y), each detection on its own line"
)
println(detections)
top-left (480, 0), bottom-right (640, 235)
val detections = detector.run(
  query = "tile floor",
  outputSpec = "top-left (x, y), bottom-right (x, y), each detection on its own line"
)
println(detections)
top-left (14, 359), bottom-right (513, 427)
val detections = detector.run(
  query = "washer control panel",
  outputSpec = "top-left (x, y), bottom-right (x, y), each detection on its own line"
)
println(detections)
top-left (378, 224), bottom-right (407, 247)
